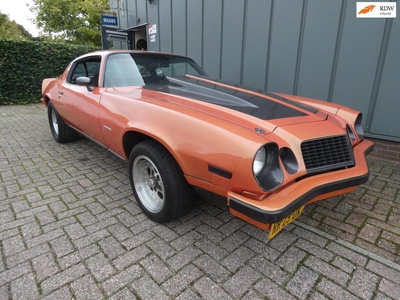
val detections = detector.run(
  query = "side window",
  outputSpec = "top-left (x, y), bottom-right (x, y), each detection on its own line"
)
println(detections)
top-left (104, 54), bottom-right (145, 87)
top-left (68, 57), bottom-right (101, 86)
top-left (161, 63), bottom-right (199, 77)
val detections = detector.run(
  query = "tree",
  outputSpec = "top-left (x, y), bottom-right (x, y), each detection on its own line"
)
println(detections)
top-left (31, 0), bottom-right (109, 46)
top-left (0, 12), bottom-right (34, 41)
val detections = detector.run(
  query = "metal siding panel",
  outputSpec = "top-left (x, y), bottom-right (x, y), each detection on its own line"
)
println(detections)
top-left (187, 0), bottom-right (203, 66)
top-left (203, 0), bottom-right (223, 78)
top-left (147, 2), bottom-right (160, 51)
top-left (119, 0), bottom-right (129, 29)
top-left (221, 0), bottom-right (245, 84)
top-left (370, 18), bottom-right (400, 137)
top-left (159, 0), bottom-right (172, 53)
top-left (331, 0), bottom-right (385, 117)
top-left (242, 0), bottom-right (271, 90)
top-left (172, 0), bottom-right (186, 56)
top-left (267, 0), bottom-right (304, 94)
top-left (297, 0), bottom-right (342, 101)
top-left (127, 0), bottom-right (137, 27)
top-left (137, 0), bottom-right (148, 23)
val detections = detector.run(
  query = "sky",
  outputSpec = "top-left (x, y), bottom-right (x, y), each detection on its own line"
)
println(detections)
top-left (1, 0), bottom-right (40, 37)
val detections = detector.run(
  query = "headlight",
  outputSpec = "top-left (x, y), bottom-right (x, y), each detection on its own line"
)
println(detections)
top-left (253, 143), bottom-right (283, 191)
top-left (253, 147), bottom-right (266, 176)
top-left (279, 147), bottom-right (298, 174)
top-left (355, 113), bottom-right (364, 140)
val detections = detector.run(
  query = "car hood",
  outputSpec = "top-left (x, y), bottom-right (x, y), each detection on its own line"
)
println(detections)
top-left (108, 75), bottom-right (343, 137)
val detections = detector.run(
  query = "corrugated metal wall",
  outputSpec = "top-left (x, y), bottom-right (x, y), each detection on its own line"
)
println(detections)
top-left (111, 0), bottom-right (400, 141)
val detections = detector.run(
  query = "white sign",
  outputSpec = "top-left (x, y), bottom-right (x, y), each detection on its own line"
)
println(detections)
top-left (150, 34), bottom-right (156, 43)
top-left (356, 2), bottom-right (396, 18)
top-left (149, 24), bottom-right (157, 34)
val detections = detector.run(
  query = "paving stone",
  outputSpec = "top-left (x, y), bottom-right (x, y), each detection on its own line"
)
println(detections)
top-left (193, 254), bottom-right (230, 283)
top-left (86, 253), bottom-right (116, 282)
top-left (253, 278), bottom-right (297, 300)
top-left (132, 274), bottom-right (170, 300)
top-left (167, 246), bottom-right (202, 271)
top-left (222, 266), bottom-right (261, 298)
top-left (248, 256), bottom-right (289, 285)
top-left (41, 263), bottom-right (87, 295)
top-left (304, 256), bottom-right (349, 287)
top-left (241, 289), bottom-right (266, 300)
top-left (358, 223), bottom-right (381, 243)
top-left (267, 230), bottom-right (298, 252)
top-left (170, 230), bottom-right (202, 251)
top-left (32, 253), bottom-right (59, 282)
top-left (58, 244), bottom-right (100, 270)
top-left (276, 246), bottom-right (307, 273)
top-left (10, 272), bottom-right (40, 300)
top-left (101, 265), bottom-right (142, 297)
top-left (112, 244), bottom-right (151, 270)
top-left (64, 222), bottom-right (87, 240)
top-left (286, 266), bottom-right (319, 299)
top-left (366, 260), bottom-right (400, 284)
top-left (347, 268), bottom-right (379, 300)
top-left (244, 238), bottom-right (281, 260)
top-left (317, 278), bottom-right (360, 300)
top-left (219, 230), bottom-right (250, 252)
top-left (108, 288), bottom-right (137, 300)
top-left (0, 262), bottom-right (32, 286)
top-left (292, 227), bottom-right (328, 247)
top-left (295, 238), bottom-right (334, 262)
top-left (194, 237), bottom-right (228, 261)
top-left (2, 234), bottom-right (26, 257)
top-left (193, 277), bottom-right (231, 300)
top-left (221, 246), bottom-right (255, 273)
top-left (42, 286), bottom-right (73, 300)
top-left (140, 254), bottom-right (173, 284)
top-left (195, 224), bottom-right (225, 243)
top-left (107, 223), bottom-right (133, 242)
top-left (50, 234), bottom-right (75, 258)
top-left (378, 278), bottom-right (400, 299)
top-left (175, 288), bottom-right (202, 300)
top-left (6, 243), bottom-right (50, 267)
top-left (70, 274), bottom-right (104, 300)
top-left (331, 256), bottom-right (356, 274)
top-left (161, 264), bottom-right (202, 297)
top-left (326, 242), bottom-right (368, 267)
top-left (122, 231), bottom-right (155, 250)
top-left (0, 285), bottom-right (9, 300)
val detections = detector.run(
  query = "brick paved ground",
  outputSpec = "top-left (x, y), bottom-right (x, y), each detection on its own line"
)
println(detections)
top-left (1, 104), bottom-right (400, 299)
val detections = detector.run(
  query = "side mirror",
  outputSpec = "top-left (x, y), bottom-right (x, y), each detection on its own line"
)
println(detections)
top-left (76, 76), bottom-right (91, 86)
top-left (76, 76), bottom-right (94, 91)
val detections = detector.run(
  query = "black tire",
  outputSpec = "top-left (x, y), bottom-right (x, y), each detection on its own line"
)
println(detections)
top-left (129, 140), bottom-right (195, 223)
top-left (48, 102), bottom-right (79, 143)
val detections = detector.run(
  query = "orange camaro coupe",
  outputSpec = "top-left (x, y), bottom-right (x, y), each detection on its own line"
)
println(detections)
top-left (41, 50), bottom-right (373, 239)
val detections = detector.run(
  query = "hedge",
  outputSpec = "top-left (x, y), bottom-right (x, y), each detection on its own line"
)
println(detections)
top-left (0, 40), bottom-right (99, 105)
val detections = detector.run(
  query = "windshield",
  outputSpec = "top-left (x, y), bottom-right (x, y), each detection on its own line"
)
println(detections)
top-left (104, 53), bottom-right (208, 87)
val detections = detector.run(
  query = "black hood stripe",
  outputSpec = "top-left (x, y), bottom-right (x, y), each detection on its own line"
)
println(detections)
top-left (143, 76), bottom-right (310, 120)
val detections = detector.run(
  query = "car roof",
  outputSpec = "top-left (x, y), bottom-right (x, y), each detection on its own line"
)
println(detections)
top-left (76, 50), bottom-right (190, 60)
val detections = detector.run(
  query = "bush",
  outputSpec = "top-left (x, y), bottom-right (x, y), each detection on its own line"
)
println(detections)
top-left (0, 40), bottom-right (99, 105)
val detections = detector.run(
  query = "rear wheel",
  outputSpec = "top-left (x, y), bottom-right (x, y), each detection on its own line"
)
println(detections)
top-left (48, 102), bottom-right (79, 143)
top-left (129, 140), bottom-right (195, 223)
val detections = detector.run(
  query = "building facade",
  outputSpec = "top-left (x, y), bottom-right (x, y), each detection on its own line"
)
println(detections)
top-left (105, 0), bottom-right (400, 146)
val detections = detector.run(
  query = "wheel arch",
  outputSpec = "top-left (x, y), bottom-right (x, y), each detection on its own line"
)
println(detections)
top-left (122, 129), bottom-right (188, 172)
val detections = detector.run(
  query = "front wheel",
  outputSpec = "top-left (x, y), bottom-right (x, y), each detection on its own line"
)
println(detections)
top-left (48, 102), bottom-right (79, 143)
top-left (129, 140), bottom-right (195, 223)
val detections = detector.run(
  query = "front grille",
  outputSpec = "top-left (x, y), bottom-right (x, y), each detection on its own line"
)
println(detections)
top-left (301, 135), bottom-right (354, 173)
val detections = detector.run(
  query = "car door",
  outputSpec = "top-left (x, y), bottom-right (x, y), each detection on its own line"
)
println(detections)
top-left (57, 56), bottom-right (106, 145)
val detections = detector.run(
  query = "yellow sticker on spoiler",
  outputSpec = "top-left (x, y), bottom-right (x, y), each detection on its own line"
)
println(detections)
top-left (268, 205), bottom-right (305, 240)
